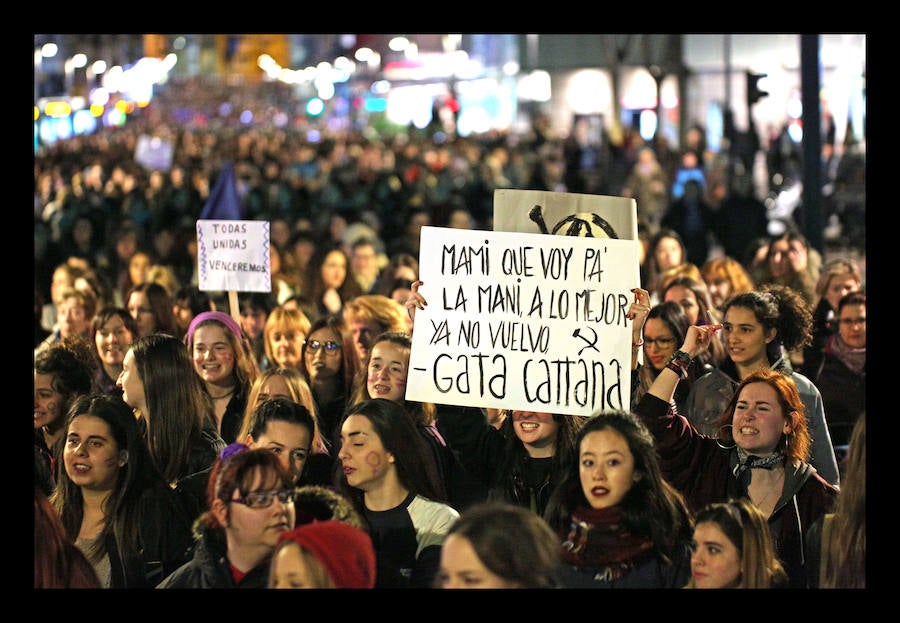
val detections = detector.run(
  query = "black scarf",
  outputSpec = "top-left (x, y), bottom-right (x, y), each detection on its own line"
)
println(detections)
top-left (732, 446), bottom-right (784, 494)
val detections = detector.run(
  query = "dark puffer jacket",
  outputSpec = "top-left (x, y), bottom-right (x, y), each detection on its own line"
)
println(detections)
top-left (155, 526), bottom-right (271, 589)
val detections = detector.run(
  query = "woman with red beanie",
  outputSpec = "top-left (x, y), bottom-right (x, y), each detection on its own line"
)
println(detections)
top-left (269, 520), bottom-right (376, 589)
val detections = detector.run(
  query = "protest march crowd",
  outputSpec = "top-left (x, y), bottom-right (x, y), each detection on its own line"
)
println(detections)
top-left (34, 76), bottom-right (865, 589)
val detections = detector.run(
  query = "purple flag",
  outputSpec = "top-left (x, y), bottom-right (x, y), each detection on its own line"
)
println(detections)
top-left (199, 161), bottom-right (244, 220)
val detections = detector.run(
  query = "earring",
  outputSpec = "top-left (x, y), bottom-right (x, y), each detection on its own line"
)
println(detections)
top-left (716, 424), bottom-right (736, 450)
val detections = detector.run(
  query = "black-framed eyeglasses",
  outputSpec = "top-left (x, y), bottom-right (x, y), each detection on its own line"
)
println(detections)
top-left (230, 488), bottom-right (294, 509)
top-left (305, 339), bottom-right (341, 354)
top-left (643, 336), bottom-right (676, 348)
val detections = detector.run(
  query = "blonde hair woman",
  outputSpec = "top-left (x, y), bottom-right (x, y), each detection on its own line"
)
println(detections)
top-left (263, 306), bottom-right (311, 371)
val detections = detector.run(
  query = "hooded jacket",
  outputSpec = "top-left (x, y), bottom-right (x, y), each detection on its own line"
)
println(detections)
top-left (636, 392), bottom-right (837, 588)
top-left (684, 353), bottom-right (840, 486)
top-left (155, 526), bottom-right (271, 589)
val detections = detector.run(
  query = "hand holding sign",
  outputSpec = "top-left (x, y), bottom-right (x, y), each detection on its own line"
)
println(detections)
top-left (404, 280), bottom-right (427, 325)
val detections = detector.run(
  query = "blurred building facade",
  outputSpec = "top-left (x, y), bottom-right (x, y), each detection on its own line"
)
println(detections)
top-left (33, 33), bottom-right (865, 154)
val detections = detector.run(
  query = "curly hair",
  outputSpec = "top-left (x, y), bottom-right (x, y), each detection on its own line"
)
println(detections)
top-left (35, 334), bottom-right (97, 400)
top-left (722, 284), bottom-right (813, 354)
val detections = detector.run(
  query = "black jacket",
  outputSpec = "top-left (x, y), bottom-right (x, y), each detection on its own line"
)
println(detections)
top-left (155, 526), bottom-right (271, 589)
top-left (812, 352), bottom-right (865, 448)
top-left (107, 483), bottom-right (195, 588)
top-left (436, 405), bottom-right (551, 515)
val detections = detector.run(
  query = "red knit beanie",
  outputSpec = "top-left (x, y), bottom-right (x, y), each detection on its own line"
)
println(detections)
top-left (277, 520), bottom-right (376, 588)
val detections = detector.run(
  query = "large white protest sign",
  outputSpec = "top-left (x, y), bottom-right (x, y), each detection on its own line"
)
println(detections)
top-left (406, 226), bottom-right (641, 417)
top-left (196, 220), bottom-right (271, 293)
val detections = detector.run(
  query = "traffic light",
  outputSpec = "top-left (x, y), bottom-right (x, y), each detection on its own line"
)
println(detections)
top-left (746, 71), bottom-right (769, 107)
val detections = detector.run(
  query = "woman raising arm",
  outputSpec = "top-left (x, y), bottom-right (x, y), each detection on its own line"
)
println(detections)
top-left (629, 287), bottom-right (837, 588)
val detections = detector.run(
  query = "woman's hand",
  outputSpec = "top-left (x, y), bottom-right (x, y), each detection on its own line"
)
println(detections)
top-left (682, 323), bottom-right (723, 359)
top-left (404, 280), bottom-right (427, 323)
top-left (322, 287), bottom-right (342, 314)
top-left (627, 288), bottom-right (651, 343)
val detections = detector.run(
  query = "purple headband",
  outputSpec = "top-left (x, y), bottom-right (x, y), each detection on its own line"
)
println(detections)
top-left (220, 442), bottom-right (249, 462)
top-left (186, 311), bottom-right (243, 345)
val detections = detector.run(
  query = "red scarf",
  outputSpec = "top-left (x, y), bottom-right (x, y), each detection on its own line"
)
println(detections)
top-left (560, 505), bottom-right (654, 570)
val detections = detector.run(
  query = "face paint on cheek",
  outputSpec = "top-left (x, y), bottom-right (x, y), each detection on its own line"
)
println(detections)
top-left (41, 401), bottom-right (64, 426)
top-left (365, 451), bottom-right (383, 474)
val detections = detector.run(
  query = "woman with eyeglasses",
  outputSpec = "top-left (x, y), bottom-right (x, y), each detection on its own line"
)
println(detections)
top-left (801, 258), bottom-right (863, 380)
top-left (631, 301), bottom-right (713, 416)
top-left (683, 285), bottom-right (840, 487)
top-left (157, 444), bottom-right (296, 588)
top-left (302, 314), bottom-right (361, 450)
top-left (808, 291), bottom-right (865, 457)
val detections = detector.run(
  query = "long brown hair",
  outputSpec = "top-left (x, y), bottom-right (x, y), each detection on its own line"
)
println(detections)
top-left (130, 333), bottom-right (212, 484)
top-left (685, 498), bottom-right (787, 588)
top-left (820, 414), bottom-right (865, 588)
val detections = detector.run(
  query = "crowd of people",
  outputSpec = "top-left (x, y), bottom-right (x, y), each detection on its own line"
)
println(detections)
top-left (34, 82), bottom-right (865, 590)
